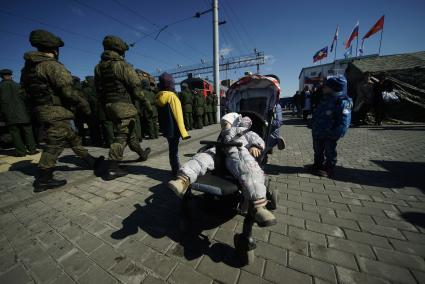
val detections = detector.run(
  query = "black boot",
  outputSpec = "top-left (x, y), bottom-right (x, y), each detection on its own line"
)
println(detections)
top-left (33, 168), bottom-right (67, 193)
top-left (105, 160), bottom-right (128, 181)
top-left (83, 154), bottom-right (106, 176)
top-left (137, 147), bottom-right (151, 162)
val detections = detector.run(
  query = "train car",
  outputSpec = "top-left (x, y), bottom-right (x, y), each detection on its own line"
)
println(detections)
top-left (180, 76), bottom-right (227, 98)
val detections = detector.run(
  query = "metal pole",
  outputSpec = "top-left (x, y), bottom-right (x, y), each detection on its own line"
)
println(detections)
top-left (356, 35), bottom-right (359, 57)
top-left (378, 25), bottom-right (384, 55)
top-left (213, 0), bottom-right (220, 122)
top-left (334, 37), bottom-right (338, 62)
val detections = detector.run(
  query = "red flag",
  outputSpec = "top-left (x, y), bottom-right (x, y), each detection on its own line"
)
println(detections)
top-left (362, 15), bottom-right (385, 40)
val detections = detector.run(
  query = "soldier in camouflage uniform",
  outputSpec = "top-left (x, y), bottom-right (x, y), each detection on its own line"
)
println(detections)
top-left (205, 92), bottom-right (214, 125)
top-left (192, 89), bottom-right (205, 129)
top-left (212, 92), bottom-right (218, 124)
top-left (86, 75), bottom-right (115, 147)
top-left (81, 76), bottom-right (103, 146)
top-left (0, 69), bottom-right (38, 157)
top-left (94, 35), bottom-right (152, 180)
top-left (20, 29), bottom-right (103, 192)
top-left (72, 76), bottom-right (88, 145)
top-left (140, 79), bottom-right (158, 138)
top-left (179, 83), bottom-right (193, 130)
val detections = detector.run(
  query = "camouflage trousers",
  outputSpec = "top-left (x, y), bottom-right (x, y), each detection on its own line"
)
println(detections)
top-left (109, 117), bottom-right (144, 161)
top-left (183, 112), bottom-right (193, 130)
top-left (38, 120), bottom-right (88, 169)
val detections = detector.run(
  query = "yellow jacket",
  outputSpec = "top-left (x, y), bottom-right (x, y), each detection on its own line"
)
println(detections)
top-left (156, 90), bottom-right (190, 139)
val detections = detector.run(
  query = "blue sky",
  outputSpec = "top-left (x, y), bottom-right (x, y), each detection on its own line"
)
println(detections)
top-left (1, 0), bottom-right (425, 97)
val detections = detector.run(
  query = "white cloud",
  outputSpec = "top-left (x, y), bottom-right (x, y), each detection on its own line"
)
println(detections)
top-left (264, 54), bottom-right (276, 65)
top-left (220, 46), bottom-right (233, 57)
top-left (71, 7), bottom-right (84, 17)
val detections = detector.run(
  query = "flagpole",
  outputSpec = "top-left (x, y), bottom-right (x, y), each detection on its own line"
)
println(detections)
top-left (334, 39), bottom-right (338, 62)
top-left (356, 36), bottom-right (359, 57)
top-left (378, 24), bottom-right (384, 55)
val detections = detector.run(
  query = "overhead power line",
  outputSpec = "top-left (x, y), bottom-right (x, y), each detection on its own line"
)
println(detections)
top-left (0, 9), bottom-right (100, 43)
top-left (0, 10), bottom-right (170, 65)
top-left (112, 0), bottom-right (210, 58)
top-left (72, 0), bottom-right (195, 61)
top-left (220, 3), bottom-right (250, 53)
top-left (223, 0), bottom-right (256, 48)
top-left (154, 51), bottom-right (265, 79)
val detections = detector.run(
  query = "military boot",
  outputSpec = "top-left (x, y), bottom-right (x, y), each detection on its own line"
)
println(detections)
top-left (33, 168), bottom-right (67, 193)
top-left (137, 147), bottom-right (151, 162)
top-left (83, 154), bottom-right (107, 176)
top-left (167, 175), bottom-right (190, 198)
top-left (105, 160), bottom-right (128, 181)
top-left (252, 199), bottom-right (277, 227)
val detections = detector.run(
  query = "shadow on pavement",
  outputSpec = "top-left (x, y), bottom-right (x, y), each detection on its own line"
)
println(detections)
top-left (280, 117), bottom-right (309, 126)
top-left (111, 183), bottom-right (246, 268)
top-left (401, 212), bottom-right (425, 228)
top-left (266, 160), bottom-right (425, 192)
top-left (8, 158), bottom-right (89, 177)
top-left (122, 164), bottom-right (173, 183)
top-left (368, 125), bottom-right (425, 131)
top-left (58, 155), bottom-right (92, 168)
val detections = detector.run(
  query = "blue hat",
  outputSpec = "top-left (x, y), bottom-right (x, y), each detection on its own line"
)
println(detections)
top-left (325, 75), bottom-right (347, 92)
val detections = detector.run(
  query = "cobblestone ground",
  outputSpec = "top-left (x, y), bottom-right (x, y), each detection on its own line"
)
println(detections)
top-left (1, 116), bottom-right (425, 284)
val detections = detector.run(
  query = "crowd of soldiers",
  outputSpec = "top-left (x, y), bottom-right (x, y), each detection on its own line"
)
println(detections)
top-left (179, 83), bottom-right (218, 130)
top-left (0, 29), bottom-right (218, 192)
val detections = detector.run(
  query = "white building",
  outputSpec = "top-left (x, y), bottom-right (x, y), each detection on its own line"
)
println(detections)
top-left (298, 54), bottom-right (378, 91)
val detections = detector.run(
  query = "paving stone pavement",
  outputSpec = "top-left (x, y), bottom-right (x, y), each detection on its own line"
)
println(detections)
top-left (0, 115), bottom-right (425, 284)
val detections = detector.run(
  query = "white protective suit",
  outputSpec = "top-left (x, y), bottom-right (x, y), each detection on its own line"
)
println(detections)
top-left (180, 115), bottom-right (267, 200)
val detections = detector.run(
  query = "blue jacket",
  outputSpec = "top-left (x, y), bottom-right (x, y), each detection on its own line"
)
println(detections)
top-left (311, 92), bottom-right (352, 140)
top-left (272, 103), bottom-right (283, 129)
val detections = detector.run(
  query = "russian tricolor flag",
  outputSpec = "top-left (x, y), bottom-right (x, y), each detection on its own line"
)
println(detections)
top-left (345, 21), bottom-right (359, 49)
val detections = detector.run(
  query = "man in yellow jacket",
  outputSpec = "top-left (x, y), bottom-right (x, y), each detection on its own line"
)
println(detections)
top-left (156, 73), bottom-right (190, 176)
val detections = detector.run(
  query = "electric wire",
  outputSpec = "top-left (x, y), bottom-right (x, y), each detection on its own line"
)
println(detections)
top-left (112, 0), bottom-right (208, 57)
top-left (72, 0), bottom-right (195, 61)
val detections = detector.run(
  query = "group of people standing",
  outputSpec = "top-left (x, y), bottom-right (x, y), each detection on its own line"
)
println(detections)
top-left (292, 85), bottom-right (324, 120)
top-left (179, 83), bottom-right (218, 130)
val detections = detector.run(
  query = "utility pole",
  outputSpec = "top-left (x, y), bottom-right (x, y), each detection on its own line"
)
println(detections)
top-left (213, 0), bottom-right (220, 122)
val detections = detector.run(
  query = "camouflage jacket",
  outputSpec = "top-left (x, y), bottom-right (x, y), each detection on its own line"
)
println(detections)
top-left (179, 91), bottom-right (193, 113)
top-left (20, 51), bottom-right (90, 121)
top-left (205, 94), bottom-right (214, 113)
top-left (94, 50), bottom-right (152, 114)
top-left (193, 92), bottom-right (205, 115)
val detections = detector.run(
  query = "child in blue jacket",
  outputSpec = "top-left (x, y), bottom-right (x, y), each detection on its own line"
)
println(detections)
top-left (309, 75), bottom-right (352, 177)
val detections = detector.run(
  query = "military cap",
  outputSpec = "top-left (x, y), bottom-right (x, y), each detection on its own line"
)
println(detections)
top-left (102, 35), bottom-right (129, 53)
top-left (29, 29), bottom-right (64, 49)
top-left (0, 69), bottom-right (13, 76)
